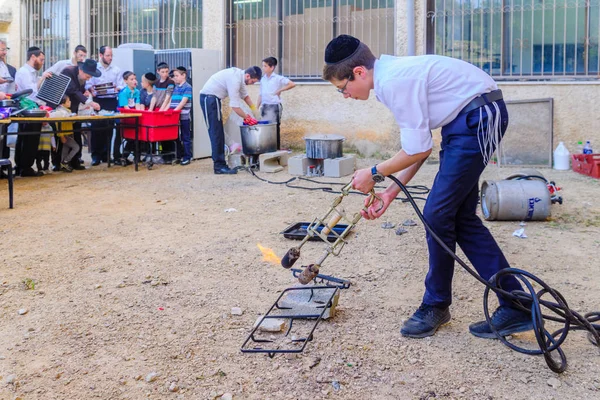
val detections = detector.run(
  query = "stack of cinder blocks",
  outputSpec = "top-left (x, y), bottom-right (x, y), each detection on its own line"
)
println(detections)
top-left (288, 154), bottom-right (356, 178)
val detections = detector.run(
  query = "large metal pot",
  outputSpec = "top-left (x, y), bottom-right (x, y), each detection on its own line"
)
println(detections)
top-left (304, 134), bottom-right (345, 159)
top-left (240, 122), bottom-right (277, 155)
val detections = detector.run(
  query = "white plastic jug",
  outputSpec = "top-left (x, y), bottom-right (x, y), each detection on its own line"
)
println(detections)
top-left (553, 141), bottom-right (570, 170)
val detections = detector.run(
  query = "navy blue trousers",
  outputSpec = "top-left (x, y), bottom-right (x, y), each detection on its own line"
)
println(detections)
top-left (178, 119), bottom-right (192, 161)
top-left (422, 100), bottom-right (522, 308)
top-left (200, 94), bottom-right (227, 170)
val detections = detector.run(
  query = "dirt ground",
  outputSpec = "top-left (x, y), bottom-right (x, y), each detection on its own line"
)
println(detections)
top-left (1, 156), bottom-right (599, 400)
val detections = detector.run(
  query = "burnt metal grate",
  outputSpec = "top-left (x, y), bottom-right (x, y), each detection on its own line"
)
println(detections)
top-left (37, 74), bottom-right (71, 107)
top-left (241, 271), bottom-right (350, 357)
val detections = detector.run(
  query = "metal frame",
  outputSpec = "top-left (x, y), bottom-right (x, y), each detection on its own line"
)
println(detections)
top-left (20, 0), bottom-right (70, 70)
top-left (84, 0), bottom-right (203, 53)
top-left (501, 97), bottom-right (554, 168)
top-left (426, 0), bottom-right (600, 80)
top-left (226, 0), bottom-right (396, 80)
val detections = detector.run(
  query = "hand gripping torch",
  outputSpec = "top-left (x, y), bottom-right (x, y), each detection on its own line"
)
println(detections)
top-left (281, 181), bottom-right (383, 284)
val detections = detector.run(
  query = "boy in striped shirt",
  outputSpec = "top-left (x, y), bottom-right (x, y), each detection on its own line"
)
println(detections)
top-left (170, 66), bottom-right (193, 165)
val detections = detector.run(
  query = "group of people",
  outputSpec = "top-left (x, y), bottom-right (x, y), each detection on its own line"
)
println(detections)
top-left (199, 55), bottom-right (295, 174)
top-left (0, 42), bottom-right (298, 177)
top-left (0, 44), bottom-right (199, 176)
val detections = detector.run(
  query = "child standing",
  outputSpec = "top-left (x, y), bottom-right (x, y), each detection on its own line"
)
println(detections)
top-left (139, 72), bottom-right (157, 110)
top-left (51, 96), bottom-right (79, 173)
top-left (155, 62), bottom-right (175, 111)
top-left (155, 62), bottom-right (176, 160)
top-left (322, 35), bottom-right (531, 339)
top-left (257, 57), bottom-right (295, 149)
top-left (36, 123), bottom-right (54, 172)
top-left (118, 71), bottom-right (140, 109)
top-left (117, 71), bottom-right (140, 164)
top-left (170, 66), bottom-right (193, 166)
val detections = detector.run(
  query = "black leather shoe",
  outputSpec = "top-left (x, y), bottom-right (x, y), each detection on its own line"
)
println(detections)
top-left (91, 160), bottom-right (101, 166)
top-left (72, 164), bottom-right (86, 170)
top-left (400, 303), bottom-right (451, 338)
top-left (20, 168), bottom-right (44, 177)
top-left (214, 167), bottom-right (237, 175)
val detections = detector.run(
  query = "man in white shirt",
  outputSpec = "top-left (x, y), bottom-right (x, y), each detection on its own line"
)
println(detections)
top-left (0, 39), bottom-right (17, 163)
top-left (0, 39), bottom-right (16, 94)
top-left (322, 35), bottom-right (533, 340)
top-left (14, 46), bottom-right (51, 177)
top-left (257, 57), bottom-right (295, 149)
top-left (45, 44), bottom-right (87, 75)
top-left (86, 45), bottom-right (124, 165)
top-left (199, 66), bottom-right (261, 174)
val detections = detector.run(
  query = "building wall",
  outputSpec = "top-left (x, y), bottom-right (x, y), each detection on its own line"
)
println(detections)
top-left (1, 0), bottom-right (598, 155)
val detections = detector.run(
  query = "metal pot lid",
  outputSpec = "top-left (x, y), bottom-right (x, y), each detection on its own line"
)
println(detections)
top-left (303, 134), bottom-right (345, 141)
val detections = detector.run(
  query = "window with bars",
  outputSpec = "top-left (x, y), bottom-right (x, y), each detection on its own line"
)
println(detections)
top-left (426, 0), bottom-right (600, 79)
top-left (20, 0), bottom-right (70, 69)
top-left (86, 0), bottom-right (203, 54)
top-left (226, 0), bottom-right (395, 80)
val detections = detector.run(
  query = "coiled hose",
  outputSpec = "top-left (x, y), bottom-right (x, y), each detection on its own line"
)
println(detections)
top-left (386, 174), bottom-right (600, 373)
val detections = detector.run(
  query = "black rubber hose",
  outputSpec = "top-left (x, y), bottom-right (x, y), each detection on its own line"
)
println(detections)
top-left (386, 174), bottom-right (600, 373)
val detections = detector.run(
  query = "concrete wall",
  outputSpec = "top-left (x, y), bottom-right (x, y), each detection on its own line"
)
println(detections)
top-left (0, 0), bottom-right (597, 155)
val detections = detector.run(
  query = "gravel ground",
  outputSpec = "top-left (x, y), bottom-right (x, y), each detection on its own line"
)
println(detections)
top-left (1, 156), bottom-right (599, 400)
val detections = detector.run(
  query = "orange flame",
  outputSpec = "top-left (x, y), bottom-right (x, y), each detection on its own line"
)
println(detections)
top-left (257, 243), bottom-right (281, 265)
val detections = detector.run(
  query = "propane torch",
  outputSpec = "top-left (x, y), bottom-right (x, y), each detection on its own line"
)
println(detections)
top-left (281, 181), bottom-right (382, 284)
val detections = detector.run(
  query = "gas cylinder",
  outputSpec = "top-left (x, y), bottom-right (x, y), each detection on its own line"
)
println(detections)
top-left (480, 180), bottom-right (551, 221)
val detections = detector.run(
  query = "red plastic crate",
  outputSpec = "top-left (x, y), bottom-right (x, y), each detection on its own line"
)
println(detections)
top-left (118, 108), bottom-right (181, 142)
top-left (571, 154), bottom-right (600, 179)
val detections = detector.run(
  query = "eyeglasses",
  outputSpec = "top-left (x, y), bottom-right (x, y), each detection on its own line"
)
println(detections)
top-left (336, 74), bottom-right (353, 94)
top-left (0, 48), bottom-right (9, 52)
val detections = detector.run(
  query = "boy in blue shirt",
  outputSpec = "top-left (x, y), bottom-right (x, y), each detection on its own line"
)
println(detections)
top-left (170, 66), bottom-right (193, 165)
top-left (116, 71), bottom-right (140, 164)
top-left (118, 71), bottom-right (140, 109)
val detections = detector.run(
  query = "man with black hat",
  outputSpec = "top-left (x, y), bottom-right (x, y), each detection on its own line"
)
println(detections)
top-left (322, 35), bottom-right (533, 341)
top-left (59, 59), bottom-right (101, 169)
top-left (199, 66), bottom-right (262, 175)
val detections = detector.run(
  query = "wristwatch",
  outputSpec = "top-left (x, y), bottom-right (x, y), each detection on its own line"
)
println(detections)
top-left (371, 165), bottom-right (385, 183)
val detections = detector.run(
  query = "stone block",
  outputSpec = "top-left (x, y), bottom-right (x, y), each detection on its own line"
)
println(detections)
top-left (287, 155), bottom-right (310, 176)
top-left (259, 150), bottom-right (290, 173)
top-left (323, 155), bottom-right (356, 178)
top-left (278, 286), bottom-right (340, 319)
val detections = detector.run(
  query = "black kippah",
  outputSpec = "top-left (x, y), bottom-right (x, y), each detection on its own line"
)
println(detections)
top-left (144, 72), bottom-right (157, 81)
top-left (324, 35), bottom-right (361, 65)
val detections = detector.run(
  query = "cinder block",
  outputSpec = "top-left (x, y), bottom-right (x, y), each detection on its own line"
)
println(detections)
top-left (287, 155), bottom-right (309, 176)
top-left (323, 155), bottom-right (356, 178)
top-left (279, 286), bottom-right (340, 319)
top-left (259, 150), bottom-right (290, 173)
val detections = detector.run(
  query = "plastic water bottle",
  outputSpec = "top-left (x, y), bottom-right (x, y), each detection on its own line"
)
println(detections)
top-left (576, 141), bottom-right (584, 154)
top-left (583, 141), bottom-right (593, 155)
top-left (553, 142), bottom-right (570, 170)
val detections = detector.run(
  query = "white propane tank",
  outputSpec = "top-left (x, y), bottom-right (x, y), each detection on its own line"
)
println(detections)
top-left (553, 142), bottom-right (570, 170)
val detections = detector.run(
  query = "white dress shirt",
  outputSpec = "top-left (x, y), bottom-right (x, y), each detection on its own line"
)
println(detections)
top-left (0, 61), bottom-right (11, 93)
top-left (373, 54), bottom-right (497, 155)
top-left (86, 62), bottom-right (124, 98)
top-left (15, 63), bottom-right (40, 102)
top-left (259, 73), bottom-right (290, 105)
top-left (200, 68), bottom-right (248, 108)
top-left (46, 58), bottom-right (75, 75)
